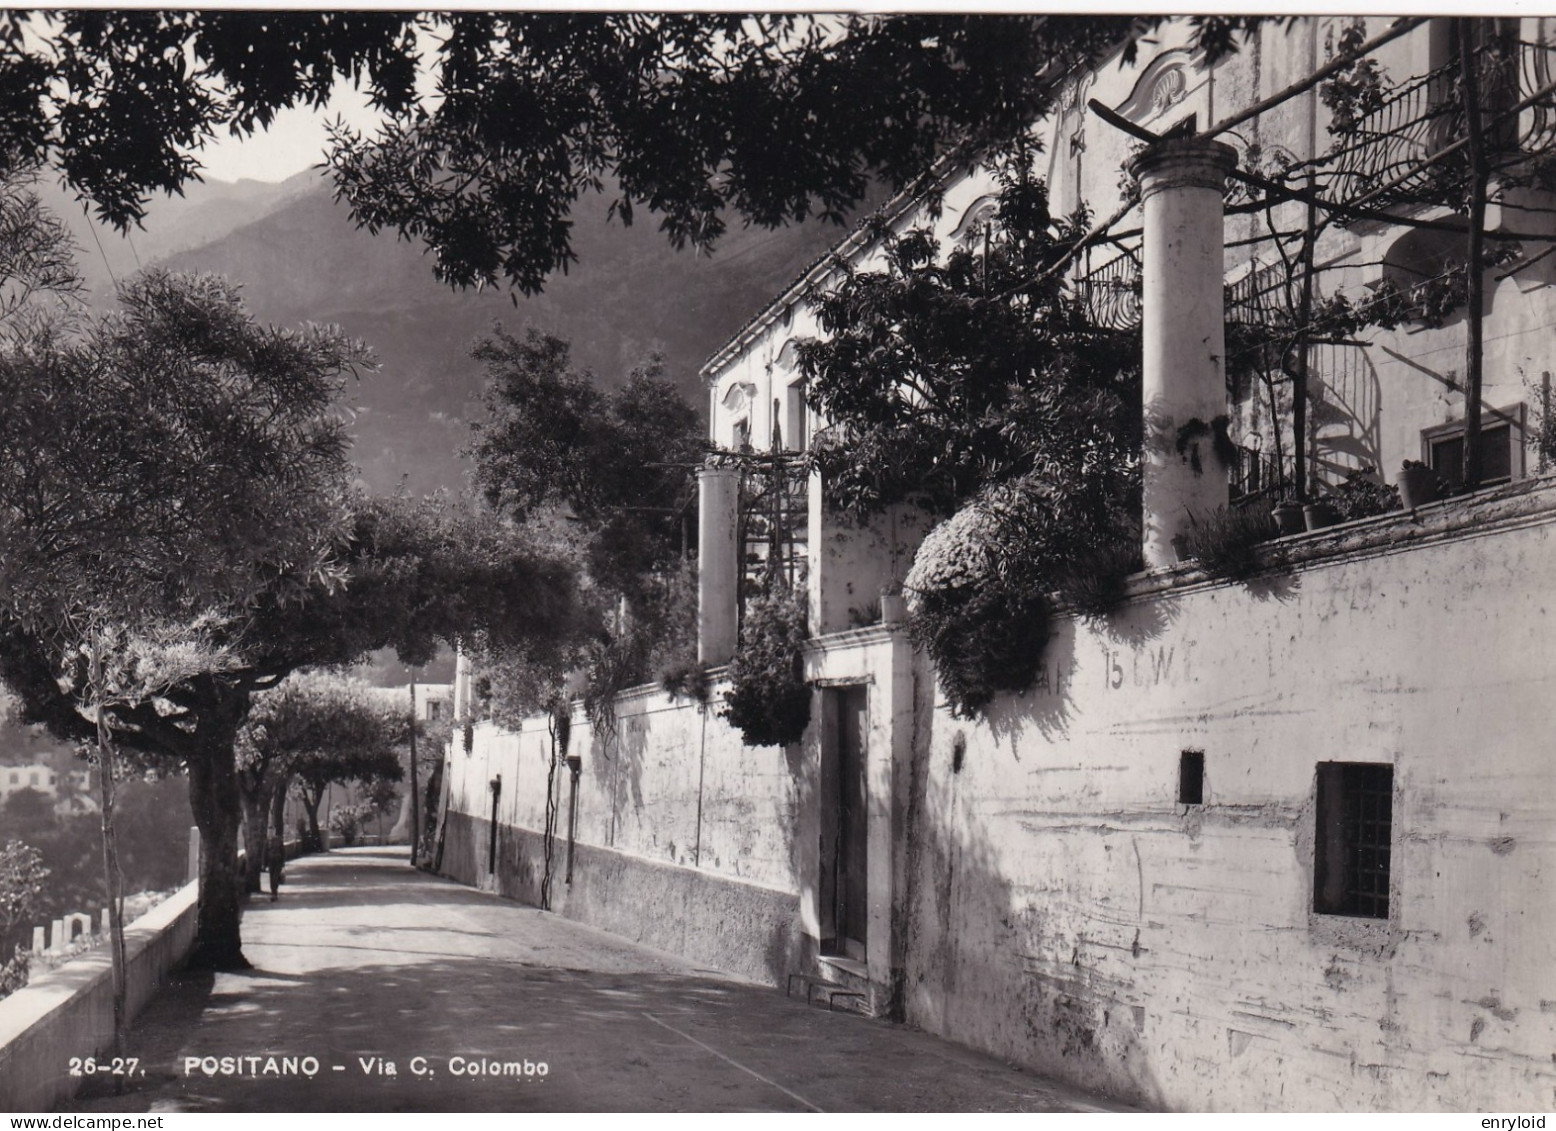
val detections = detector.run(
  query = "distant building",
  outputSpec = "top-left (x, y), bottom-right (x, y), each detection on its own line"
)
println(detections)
top-left (366, 683), bottom-right (453, 725)
top-left (0, 763), bottom-right (94, 814)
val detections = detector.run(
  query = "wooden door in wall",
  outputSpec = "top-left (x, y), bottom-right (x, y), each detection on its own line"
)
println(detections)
top-left (822, 684), bottom-right (869, 961)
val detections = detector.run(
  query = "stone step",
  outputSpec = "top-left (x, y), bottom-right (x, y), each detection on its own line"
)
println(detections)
top-left (785, 956), bottom-right (878, 1017)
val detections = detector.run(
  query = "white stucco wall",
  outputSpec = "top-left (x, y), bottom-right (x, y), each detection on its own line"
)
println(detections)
top-left (445, 480), bottom-right (1556, 1111)
top-left (444, 680), bottom-right (801, 894)
top-left (899, 482), bottom-right (1556, 1110)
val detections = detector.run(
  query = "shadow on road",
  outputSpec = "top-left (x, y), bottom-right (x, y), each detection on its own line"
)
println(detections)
top-left (67, 848), bottom-right (1130, 1114)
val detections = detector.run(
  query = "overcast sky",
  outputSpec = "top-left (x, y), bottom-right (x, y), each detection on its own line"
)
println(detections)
top-left (196, 85), bottom-right (383, 183)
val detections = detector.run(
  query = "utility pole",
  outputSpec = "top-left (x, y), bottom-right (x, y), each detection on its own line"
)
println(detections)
top-left (408, 678), bottom-right (419, 868)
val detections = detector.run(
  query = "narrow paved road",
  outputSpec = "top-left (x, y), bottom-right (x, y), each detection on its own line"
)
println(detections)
top-left (67, 847), bottom-right (1131, 1112)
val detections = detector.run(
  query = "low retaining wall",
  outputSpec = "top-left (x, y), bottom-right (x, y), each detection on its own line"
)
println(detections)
top-left (443, 811), bottom-right (804, 985)
top-left (0, 881), bottom-right (199, 1112)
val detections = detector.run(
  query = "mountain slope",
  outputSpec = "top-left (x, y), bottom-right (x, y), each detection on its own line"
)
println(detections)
top-left (148, 173), bottom-right (862, 495)
top-left (42, 171), bottom-right (318, 297)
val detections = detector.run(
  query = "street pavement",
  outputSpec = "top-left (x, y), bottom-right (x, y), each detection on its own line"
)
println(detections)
top-left (65, 847), bottom-right (1134, 1113)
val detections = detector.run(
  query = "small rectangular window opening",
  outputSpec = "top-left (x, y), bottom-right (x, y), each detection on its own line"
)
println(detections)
top-left (1178, 749), bottom-right (1204, 806)
top-left (1314, 762), bottom-right (1393, 919)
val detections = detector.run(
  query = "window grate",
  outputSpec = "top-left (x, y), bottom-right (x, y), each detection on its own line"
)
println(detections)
top-left (1315, 762), bottom-right (1393, 919)
top-left (1342, 764), bottom-right (1392, 919)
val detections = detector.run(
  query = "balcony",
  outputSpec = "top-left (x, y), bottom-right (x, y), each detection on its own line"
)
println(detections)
top-left (1321, 38), bottom-right (1556, 215)
top-left (1075, 253), bottom-right (1142, 332)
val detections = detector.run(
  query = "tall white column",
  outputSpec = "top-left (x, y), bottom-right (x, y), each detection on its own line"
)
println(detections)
top-left (697, 464), bottom-right (740, 665)
top-left (1129, 137), bottom-right (1238, 569)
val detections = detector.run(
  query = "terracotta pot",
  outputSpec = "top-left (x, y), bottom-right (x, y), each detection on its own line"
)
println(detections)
top-left (1303, 502), bottom-right (1339, 531)
top-left (1271, 502), bottom-right (1305, 537)
top-left (1397, 464), bottom-right (1439, 509)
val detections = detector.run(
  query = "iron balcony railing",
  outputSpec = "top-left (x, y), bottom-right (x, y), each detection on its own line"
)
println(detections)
top-left (1229, 444), bottom-right (1296, 504)
top-left (1075, 253), bottom-right (1142, 331)
top-left (1321, 38), bottom-right (1556, 212)
top-left (1225, 259), bottom-right (1296, 327)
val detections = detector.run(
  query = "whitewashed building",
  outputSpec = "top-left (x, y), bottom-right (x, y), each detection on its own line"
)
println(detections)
top-left (441, 17), bottom-right (1556, 1110)
top-left (0, 762), bottom-right (93, 814)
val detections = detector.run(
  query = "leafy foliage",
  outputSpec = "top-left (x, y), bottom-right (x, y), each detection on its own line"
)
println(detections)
top-left (0, 13), bottom-right (1264, 295)
top-left (0, 944), bottom-right (26, 1000)
top-left (322, 14), bottom-right (1145, 293)
top-left (0, 269), bottom-right (365, 631)
top-left (1319, 19), bottom-right (1391, 136)
top-left (0, 839), bottom-right (47, 933)
top-left (467, 328), bottom-right (702, 728)
top-left (1328, 466), bottom-right (1401, 521)
top-left (798, 149), bottom-right (1141, 522)
top-left (799, 153), bottom-right (1141, 716)
top-left (903, 485), bottom-right (1058, 718)
top-left (280, 674), bottom-right (409, 850)
top-left (1058, 540), bottom-right (1145, 619)
top-left (0, 255), bottom-right (581, 966)
top-left (1525, 373), bottom-right (1556, 470)
top-left (659, 658), bottom-right (712, 706)
top-left (721, 585), bottom-right (811, 748)
top-left (468, 328), bottom-right (702, 594)
top-left (327, 802), bottom-right (375, 848)
top-left (0, 170), bottom-right (81, 333)
top-left (0, 257), bottom-right (378, 967)
top-left (1175, 506), bottom-right (1275, 580)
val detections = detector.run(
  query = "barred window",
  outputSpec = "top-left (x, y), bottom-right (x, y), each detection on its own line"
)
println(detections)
top-left (1314, 762), bottom-right (1393, 919)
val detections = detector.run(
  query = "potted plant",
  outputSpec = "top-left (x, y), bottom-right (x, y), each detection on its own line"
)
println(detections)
top-left (1330, 465), bottom-right (1401, 521)
top-left (1302, 497), bottom-right (1340, 531)
top-left (1397, 459), bottom-right (1439, 509)
top-left (1271, 493), bottom-right (1306, 537)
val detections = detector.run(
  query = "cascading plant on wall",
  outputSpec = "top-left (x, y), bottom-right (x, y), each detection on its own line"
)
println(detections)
top-left (721, 583), bottom-right (811, 748)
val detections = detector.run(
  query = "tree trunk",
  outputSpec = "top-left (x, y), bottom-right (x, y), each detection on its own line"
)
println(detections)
top-left (238, 780), bottom-right (269, 896)
top-left (90, 670), bottom-right (127, 1066)
top-left (185, 705), bottom-right (251, 971)
top-left (271, 779), bottom-right (289, 845)
top-left (300, 787), bottom-right (324, 853)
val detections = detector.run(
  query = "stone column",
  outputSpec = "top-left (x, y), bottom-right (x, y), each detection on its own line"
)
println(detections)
top-left (697, 464), bottom-right (740, 665)
top-left (1129, 137), bottom-right (1238, 569)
